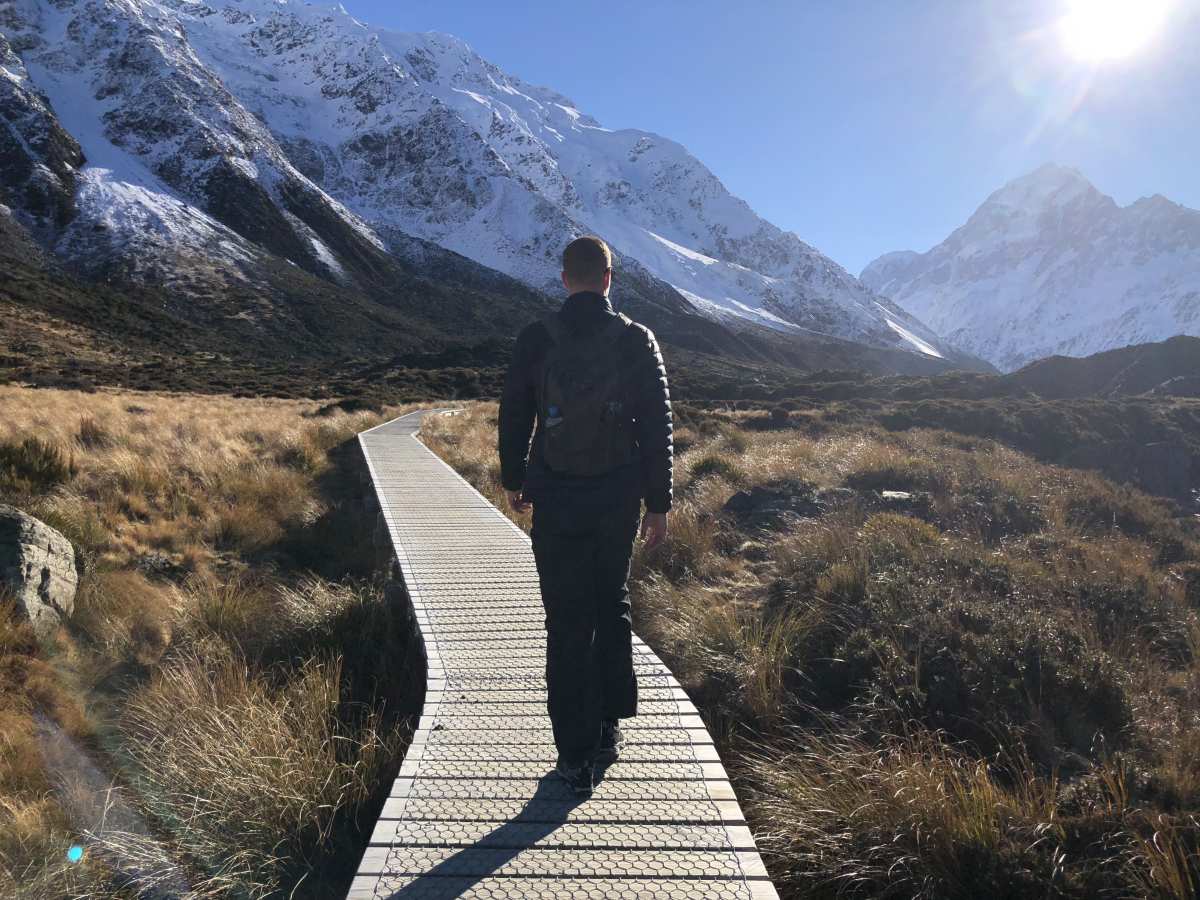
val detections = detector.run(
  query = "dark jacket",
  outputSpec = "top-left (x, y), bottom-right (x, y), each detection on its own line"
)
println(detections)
top-left (499, 291), bottom-right (673, 514)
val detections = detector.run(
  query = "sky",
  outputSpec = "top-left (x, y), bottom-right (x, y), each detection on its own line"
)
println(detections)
top-left (342, 0), bottom-right (1200, 275)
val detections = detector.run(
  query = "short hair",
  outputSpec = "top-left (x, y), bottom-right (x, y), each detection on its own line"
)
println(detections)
top-left (562, 235), bottom-right (612, 285)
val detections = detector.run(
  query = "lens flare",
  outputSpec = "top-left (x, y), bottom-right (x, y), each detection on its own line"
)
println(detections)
top-left (1059, 0), bottom-right (1172, 61)
top-left (67, 845), bottom-right (84, 863)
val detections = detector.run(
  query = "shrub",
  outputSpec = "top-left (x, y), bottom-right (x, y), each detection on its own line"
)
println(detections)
top-left (171, 571), bottom-right (276, 652)
top-left (843, 448), bottom-right (948, 494)
top-left (859, 513), bottom-right (942, 567)
top-left (0, 437), bottom-right (76, 496)
top-left (1183, 566), bottom-right (1200, 608)
top-left (1062, 477), bottom-right (1175, 539)
top-left (73, 571), bottom-right (173, 666)
top-left (744, 730), bottom-right (1095, 900)
top-left (688, 453), bottom-right (746, 487)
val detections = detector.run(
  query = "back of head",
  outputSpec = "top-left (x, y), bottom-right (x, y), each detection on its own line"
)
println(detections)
top-left (562, 235), bottom-right (612, 293)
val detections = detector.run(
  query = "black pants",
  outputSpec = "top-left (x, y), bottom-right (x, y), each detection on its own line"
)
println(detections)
top-left (530, 489), bottom-right (641, 764)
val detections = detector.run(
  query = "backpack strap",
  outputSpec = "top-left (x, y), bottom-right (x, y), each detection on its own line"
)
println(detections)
top-left (540, 313), bottom-right (567, 346)
top-left (541, 311), bottom-right (632, 346)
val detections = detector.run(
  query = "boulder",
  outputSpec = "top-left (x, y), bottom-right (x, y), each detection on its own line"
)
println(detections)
top-left (0, 505), bottom-right (78, 639)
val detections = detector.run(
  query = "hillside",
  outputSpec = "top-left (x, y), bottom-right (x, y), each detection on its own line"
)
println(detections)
top-left (680, 336), bottom-right (1200, 503)
top-left (1008, 335), bottom-right (1200, 399)
top-left (0, 0), bottom-right (988, 376)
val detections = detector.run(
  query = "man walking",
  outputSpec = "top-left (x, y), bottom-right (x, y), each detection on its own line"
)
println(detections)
top-left (498, 235), bottom-right (673, 797)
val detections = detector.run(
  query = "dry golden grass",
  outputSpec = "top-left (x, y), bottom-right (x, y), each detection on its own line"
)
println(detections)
top-left (0, 386), bottom-right (407, 570)
top-left (0, 386), bottom-right (423, 898)
top-left (119, 646), bottom-right (397, 896)
top-left (427, 400), bottom-right (1200, 899)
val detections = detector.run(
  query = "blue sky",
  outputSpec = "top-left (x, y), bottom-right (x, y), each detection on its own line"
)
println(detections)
top-left (343, 0), bottom-right (1199, 275)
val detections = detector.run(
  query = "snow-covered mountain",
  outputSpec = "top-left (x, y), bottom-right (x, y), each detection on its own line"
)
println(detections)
top-left (0, 0), bottom-right (961, 362)
top-left (861, 165), bottom-right (1200, 372)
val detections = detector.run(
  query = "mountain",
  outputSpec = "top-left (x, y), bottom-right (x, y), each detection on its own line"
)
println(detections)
top-left (0, 0), bottom-right (978, 376)
top-left (861, 165), bottom-right (1200, 372)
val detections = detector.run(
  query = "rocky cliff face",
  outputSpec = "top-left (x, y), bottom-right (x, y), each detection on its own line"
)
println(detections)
top-left (0, 0), bottom-right (966, 365)
top-left (0, 23), bottom-right (83, 238)
top-left (862, 165), bottom-right (1200, 372)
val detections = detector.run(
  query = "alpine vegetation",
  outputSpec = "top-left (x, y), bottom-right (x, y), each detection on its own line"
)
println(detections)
top-left (426, 401), bottom-right (1200, 899)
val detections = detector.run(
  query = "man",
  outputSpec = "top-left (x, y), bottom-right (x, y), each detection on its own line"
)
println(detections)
top-left (498, 235), bottom-right (673, 797)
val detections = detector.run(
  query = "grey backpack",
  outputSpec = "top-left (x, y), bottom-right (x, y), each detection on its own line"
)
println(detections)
top-left (539, 312), bottom-right (636, 477)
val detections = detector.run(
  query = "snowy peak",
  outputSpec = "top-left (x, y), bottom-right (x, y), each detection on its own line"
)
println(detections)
top-left (982, 163), bottom-right (1101, 212)
top-left (862, 165), bottom-right (1200, 371)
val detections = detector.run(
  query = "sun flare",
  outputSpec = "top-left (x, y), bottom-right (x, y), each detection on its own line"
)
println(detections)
top-left (1059, 0), bottom-right (1171, 61)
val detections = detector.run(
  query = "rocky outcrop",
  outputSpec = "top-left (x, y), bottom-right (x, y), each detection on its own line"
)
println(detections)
top-left (0, 32), bottom-right (84, 236)
top-left (0, 506), bottom-right (79, 640)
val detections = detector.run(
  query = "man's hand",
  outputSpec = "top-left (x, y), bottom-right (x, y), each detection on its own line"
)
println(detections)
top-left (506, 489), bottom-right (531, 514)
top-left (640, 512), bottom-right (668, 550)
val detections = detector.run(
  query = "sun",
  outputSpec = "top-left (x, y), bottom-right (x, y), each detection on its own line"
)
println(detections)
top-left (1058, 0), bottom-right (1172, 61)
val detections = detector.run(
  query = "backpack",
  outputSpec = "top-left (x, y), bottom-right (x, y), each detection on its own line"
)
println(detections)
top-left (538, 312), bottom-right (636, 477)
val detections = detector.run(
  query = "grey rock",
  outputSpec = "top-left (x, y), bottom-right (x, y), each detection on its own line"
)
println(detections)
top-left (0, 505), bottom-right (78, 640)
top-left (134, 552), bottom-right (186, 582)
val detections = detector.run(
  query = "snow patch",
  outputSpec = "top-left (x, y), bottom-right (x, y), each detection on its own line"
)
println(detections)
top-left (883, 316), bottom-right (944, 358)
top-left (646, 230), bottom-right (718, 266)
top-left (309, 235), bottom-right (345, 277)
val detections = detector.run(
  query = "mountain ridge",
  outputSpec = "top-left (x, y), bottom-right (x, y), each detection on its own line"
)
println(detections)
top-left (0, 0), bottom-right (984, 374)
top-left (861, 164), bottom-right (1200, 371)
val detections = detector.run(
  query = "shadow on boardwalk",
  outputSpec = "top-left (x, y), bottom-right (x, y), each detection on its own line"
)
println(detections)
top-left (379, 767), bottom-right (616, 898)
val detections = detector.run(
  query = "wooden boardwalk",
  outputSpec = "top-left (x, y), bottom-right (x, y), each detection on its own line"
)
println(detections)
top-left (350, 410), bottom-right (780, 899)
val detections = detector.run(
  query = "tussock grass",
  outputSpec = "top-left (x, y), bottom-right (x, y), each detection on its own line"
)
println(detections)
top-left (0, 385), bottom-right (397, 568)
top-left (0, 436), bottom-right (76, 497)
top-left (120, 648), bottom-right (397, 896)
top-left (429, 401), bottom-right (1200, 898)
top-left (0, 386), bottom-right (420, 898)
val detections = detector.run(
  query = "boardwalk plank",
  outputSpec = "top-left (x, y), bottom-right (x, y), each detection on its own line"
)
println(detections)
top-left (350, 410), bottom-right (778, 900)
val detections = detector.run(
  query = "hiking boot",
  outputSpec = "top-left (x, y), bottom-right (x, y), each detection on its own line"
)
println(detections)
top-left (597, 719), bottom-right (623, 762)
top-left (554, 758), bottom-right (594, 797)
